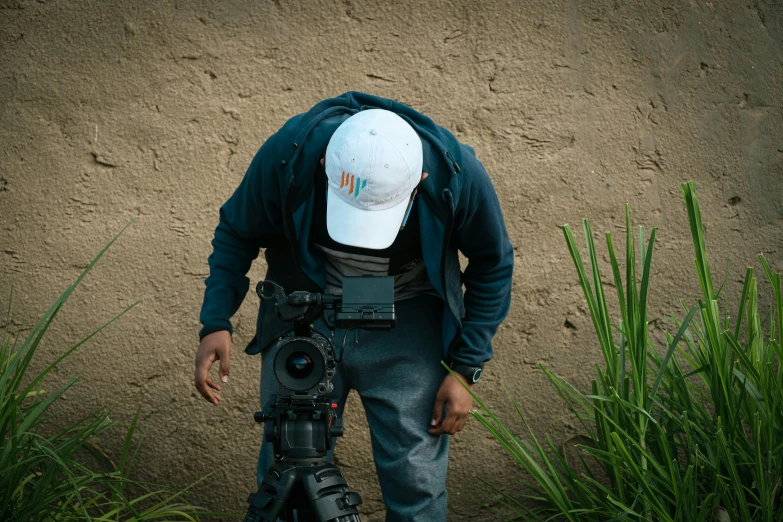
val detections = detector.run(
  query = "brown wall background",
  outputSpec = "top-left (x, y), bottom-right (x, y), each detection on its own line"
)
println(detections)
top-left (1, 0), bottom-right (782, 520)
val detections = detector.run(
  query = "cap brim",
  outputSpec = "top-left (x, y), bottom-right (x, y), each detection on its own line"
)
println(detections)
top-left (326, 189), bottom-right (410, 250)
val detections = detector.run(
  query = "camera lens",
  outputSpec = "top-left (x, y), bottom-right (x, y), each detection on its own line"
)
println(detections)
top-left (286, 351), bottom-right (314, 379)
top-left (274, 338), bottom-right (327, 393)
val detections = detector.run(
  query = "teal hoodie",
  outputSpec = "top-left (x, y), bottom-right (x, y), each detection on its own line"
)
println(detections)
top-left (199, 91), bottom-right (514, 368)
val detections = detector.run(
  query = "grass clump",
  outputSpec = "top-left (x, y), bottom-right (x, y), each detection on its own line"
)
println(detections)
top-left (0, 219), bottom-right (226, 521)
top-left (457, 181), bottom-right (783, 521)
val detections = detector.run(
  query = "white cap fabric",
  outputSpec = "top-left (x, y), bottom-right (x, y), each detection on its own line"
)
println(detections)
top-left (325, 109), bottom-right (423, 249)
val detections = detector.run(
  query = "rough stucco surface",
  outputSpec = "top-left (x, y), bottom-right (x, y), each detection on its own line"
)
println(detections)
top-left (1, 0), bottom-right (782, 519)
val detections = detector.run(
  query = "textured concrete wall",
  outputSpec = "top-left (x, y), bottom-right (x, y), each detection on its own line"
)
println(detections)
top-left (1, 0), bottom-right (781, 520)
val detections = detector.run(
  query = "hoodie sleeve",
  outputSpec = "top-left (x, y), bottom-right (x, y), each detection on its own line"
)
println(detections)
top-left (451, 146), bottom-right (514, 366)
top-left (198, 139), bottom-right (285, 341)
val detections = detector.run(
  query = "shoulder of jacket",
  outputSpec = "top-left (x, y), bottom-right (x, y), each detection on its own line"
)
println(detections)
top-left (456, 143), bottom-right (489, 188)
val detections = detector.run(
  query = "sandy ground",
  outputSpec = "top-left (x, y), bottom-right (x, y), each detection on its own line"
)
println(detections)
top-left (1, 0), bottom-right (782, 520)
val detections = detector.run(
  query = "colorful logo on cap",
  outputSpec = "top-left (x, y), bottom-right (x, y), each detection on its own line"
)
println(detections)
top-left (340, 171), bottom-right (367, 197)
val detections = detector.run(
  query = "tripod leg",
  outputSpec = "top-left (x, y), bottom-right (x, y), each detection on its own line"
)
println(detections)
top-left (244, 462), bottom-right (298, 522)
top-left (300, 464), bottom-right (362, 522)
top-left (244, 488), bottom-right (281, 522)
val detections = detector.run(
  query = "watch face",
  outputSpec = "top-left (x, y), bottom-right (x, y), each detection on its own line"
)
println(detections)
top-left (472, 368), bottom-right (482, 383)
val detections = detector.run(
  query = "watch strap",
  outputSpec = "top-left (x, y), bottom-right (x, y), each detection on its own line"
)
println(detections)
top-left (448, 361), bottom-right (483, 383)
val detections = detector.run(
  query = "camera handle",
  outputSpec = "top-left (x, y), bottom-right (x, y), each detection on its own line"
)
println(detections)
top-left (257, 280), bottom-right (342, 339)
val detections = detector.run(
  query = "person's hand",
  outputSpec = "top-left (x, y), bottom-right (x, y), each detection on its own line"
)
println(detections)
top-left (428, 372), bottom-right (474, 436)
top-left (194, 330), bottom-right (231, 406)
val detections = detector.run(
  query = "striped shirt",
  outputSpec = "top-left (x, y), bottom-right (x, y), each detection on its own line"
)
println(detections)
top-left (315, 244), bottom-right (438, 301)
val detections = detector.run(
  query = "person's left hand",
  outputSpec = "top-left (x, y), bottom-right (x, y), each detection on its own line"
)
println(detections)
top-left (428, 372), bottom-right (475, 436)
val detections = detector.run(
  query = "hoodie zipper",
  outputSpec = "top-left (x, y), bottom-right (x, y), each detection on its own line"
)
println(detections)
top-left (441, 187), bottom-right (462, 356)
top-left (282, 158), bottom-right (297, 251)
top-left (442, 148), bottom-right (464, 356)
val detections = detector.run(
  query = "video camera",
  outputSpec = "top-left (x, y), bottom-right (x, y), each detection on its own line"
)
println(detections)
top-left (256, 275), bottom-right (395, 401)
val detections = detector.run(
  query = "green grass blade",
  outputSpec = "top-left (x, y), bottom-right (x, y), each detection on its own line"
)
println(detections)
top-left (649, 306), bottom-right (698, 408)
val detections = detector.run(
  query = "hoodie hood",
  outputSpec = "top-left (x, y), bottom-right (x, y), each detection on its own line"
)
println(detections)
top-left (274, 91), bottom-right (464, 224)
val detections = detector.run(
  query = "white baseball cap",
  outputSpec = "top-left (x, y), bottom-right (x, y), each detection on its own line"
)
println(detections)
top-left (325, 109), bottom-right (423, 249)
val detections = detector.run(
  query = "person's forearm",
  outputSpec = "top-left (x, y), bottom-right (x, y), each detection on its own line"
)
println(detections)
top-left (450, 144), bottom-right (514, 367)
top-left (451, 253), bottom-right (513, 366)
top-left (198, 137), bottom-right (285, 341)
top-left (198, 208), bottom-right (262, 340)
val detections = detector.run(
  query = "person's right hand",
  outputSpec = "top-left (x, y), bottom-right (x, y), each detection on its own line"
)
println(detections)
top-left (194, 330), bottom-right (231, 406)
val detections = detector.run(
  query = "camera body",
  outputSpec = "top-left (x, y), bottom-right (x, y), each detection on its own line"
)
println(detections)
top-left (257, 276), bottom-right (395, 403)
top-left (273, 333), bottom-right (337, 400)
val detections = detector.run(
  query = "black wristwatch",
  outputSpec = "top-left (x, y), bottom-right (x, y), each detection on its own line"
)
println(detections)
top-left (448, 361), bottom-right (483, 384)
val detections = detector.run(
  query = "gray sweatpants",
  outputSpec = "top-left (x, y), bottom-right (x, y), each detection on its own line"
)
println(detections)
top-left (256, 294), bottom-right (450, 522)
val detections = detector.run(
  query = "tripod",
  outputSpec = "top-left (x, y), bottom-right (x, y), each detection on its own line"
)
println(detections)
top-left (243, 394), bottom-right (362, 522)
